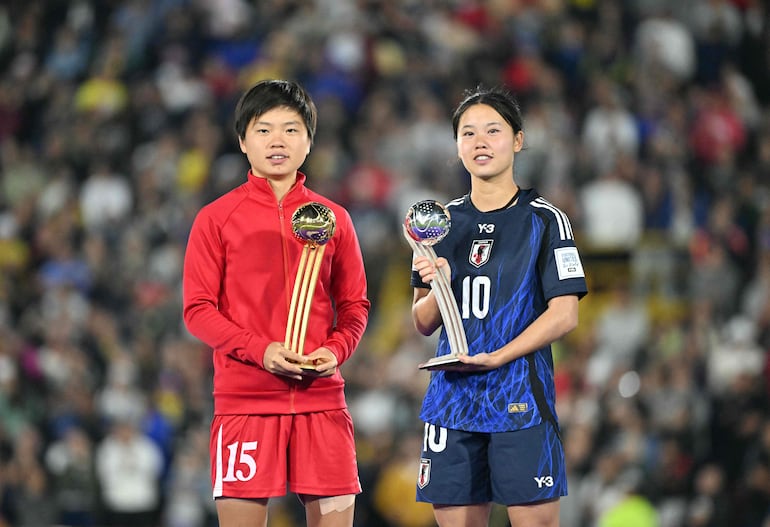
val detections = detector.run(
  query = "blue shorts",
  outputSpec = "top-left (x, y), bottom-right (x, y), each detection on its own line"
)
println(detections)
top-left (416, 421), bottom-right (567, 506)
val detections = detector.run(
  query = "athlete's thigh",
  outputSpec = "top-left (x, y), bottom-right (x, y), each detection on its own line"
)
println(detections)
top-left (416, 423), bottom-right (492, 504)
top-left (210, 414), bottom-right (291, 499)
top-left (288, 409), bottom-right (361, 497)
top-left (216, 497), bottom-right (269, 527)
top-left (488, 421), bottom-right (567, 505)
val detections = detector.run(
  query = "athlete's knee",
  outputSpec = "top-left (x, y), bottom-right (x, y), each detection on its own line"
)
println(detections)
top-left (319, 494), bottom-right (356, 515)
top-left (299, 494), bottom-right (356, 515)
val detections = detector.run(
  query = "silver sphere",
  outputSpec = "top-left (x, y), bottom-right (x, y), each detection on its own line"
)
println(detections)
top-left (404, 200), bottom-right (451, 246)
top-left (292, 202), bottom-right (336, 245)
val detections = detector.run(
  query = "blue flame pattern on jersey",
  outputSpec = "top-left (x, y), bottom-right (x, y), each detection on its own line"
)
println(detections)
top-left (412, 190), bottom-right (587, 433)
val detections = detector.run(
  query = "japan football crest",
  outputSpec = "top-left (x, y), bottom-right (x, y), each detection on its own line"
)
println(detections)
top-left (469, 239), bottom-right (493, 268)
top-left (418, 458), bottom-right (431, 488)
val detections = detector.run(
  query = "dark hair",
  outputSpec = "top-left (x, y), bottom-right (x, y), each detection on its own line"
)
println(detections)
top-left (234, 79), bottom-right (318, 143)
top-left (451, 85), bottom-right (523, 138)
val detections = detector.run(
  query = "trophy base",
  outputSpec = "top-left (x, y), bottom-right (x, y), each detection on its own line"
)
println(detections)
top-left (418, 354), bottom-right (468, 371)
top-left (299, 362), bottom-right (323, 375)
top-left (287, 358), bottom-right (322, 375)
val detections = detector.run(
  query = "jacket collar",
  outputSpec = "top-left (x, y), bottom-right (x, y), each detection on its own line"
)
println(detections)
top-left (245, 170), bottom-right (308, 200)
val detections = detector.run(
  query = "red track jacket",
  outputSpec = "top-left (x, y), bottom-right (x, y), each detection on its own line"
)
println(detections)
top-left (183, 172), bottom-right (370, 415)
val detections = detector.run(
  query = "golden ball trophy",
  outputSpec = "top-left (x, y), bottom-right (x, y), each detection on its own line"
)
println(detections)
top-left (285, 202), bottom-right (336, 372)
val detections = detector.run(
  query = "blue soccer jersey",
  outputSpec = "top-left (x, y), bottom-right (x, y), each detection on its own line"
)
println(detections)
top-left (411, 189), bottom-right (588, 433)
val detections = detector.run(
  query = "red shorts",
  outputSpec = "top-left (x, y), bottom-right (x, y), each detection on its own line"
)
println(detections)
top-left (210, 410), bottom-right (361, 499)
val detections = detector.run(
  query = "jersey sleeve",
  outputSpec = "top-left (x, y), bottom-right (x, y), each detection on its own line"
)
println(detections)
top-left (537, 208), bottom-right (588, 301)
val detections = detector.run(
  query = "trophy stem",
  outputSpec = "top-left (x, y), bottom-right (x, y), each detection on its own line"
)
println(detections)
top-left (290, 244), bottom-right (317, 355)
top-left (425, 245), bottom-right (469, 357)
top-left (285, 244), bottom-right (310, 350)
top-left (296, 244), bottom-right (325, 357)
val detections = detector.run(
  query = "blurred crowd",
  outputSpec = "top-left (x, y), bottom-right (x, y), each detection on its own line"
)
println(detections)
top-left (0, 0), bottom-right (769, 526)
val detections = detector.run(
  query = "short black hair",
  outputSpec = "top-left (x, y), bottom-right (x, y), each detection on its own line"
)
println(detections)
top-left (234, 79), bottom-right (317, 143)
top-left (451, 85), bottom-right (523, 138)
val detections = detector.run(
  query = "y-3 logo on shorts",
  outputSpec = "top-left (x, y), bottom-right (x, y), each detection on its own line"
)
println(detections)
top-left (534, 476), bottom-right (554, 488)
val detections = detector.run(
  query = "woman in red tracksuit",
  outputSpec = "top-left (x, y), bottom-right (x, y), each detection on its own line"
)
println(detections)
top-left (183, 79), bottom-right (370, 527)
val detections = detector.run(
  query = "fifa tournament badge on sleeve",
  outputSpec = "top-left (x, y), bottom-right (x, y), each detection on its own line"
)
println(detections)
top-left (403, 200), bottom-right (470, 371)
top-left (285, 202), bottom-right (336, 374)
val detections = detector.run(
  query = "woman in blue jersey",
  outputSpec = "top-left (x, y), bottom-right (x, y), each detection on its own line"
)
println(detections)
top-left (410, 86), bottom-right (588, 527)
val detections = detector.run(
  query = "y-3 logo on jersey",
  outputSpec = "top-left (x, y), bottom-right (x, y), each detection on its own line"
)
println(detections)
top-left (469, 239), bottom-right (494, 268)
top-left (478, 223), bottom-right (495, 233)
top-left (534, 476), bottom-right (554, 488)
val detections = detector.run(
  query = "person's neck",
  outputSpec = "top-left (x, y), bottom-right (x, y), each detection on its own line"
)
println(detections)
top-left (470, 181), bottom-right (520, 212)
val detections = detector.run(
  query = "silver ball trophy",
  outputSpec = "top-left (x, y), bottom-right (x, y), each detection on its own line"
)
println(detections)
top-left (403, 200), bottom-right (469, 370)
top-left (285, 202), bottom-right (336, 372)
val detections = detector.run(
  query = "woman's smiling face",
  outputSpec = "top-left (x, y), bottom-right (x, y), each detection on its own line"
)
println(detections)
top-left (456, 103), bottom-right (523, 180)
